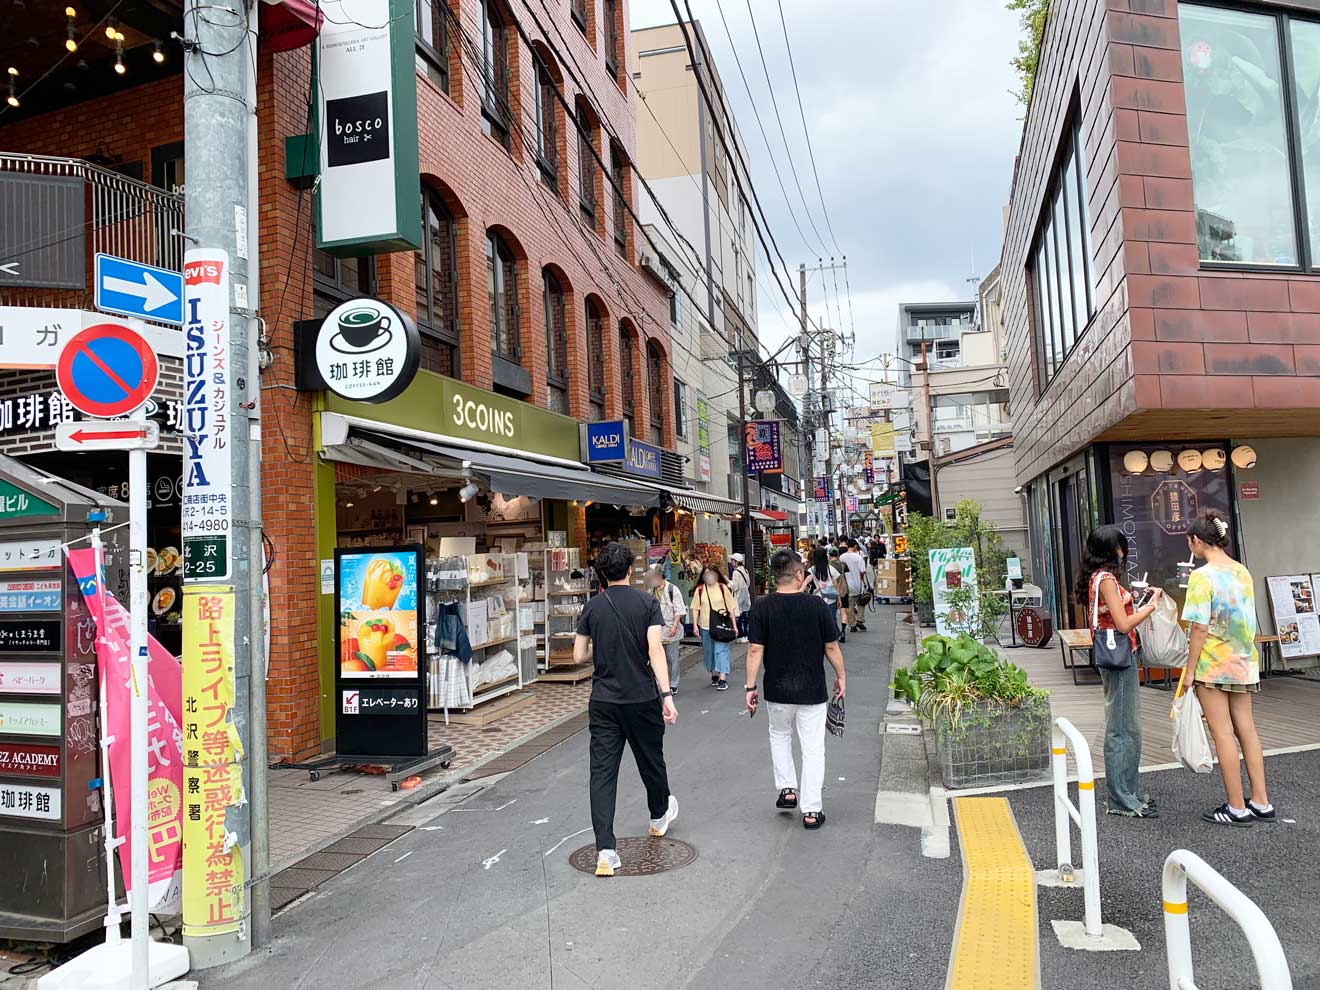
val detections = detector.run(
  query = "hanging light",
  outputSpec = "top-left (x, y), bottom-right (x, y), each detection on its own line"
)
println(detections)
top-left (105, 17), bottom-right (119, 39)
top-left (65, 8), bottom-right (78, 51)
top-left (152, 40), bottom-right (165, 64)
top-left (5, 67), bottom-right (17, 109)
top-left (428, 492), bottom-right (438, 506)
top-left (113, 36), bottom-right (125, 75)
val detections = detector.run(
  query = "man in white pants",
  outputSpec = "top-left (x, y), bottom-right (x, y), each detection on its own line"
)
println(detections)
top-left (744, 550), bottom-right (847, 829)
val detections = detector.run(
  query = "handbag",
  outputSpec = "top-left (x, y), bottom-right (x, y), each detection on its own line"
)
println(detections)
top-left (826, 692), bottom-right (846, 737)
top-left (1141, 593), bottom-right (1189, 669)
top-left (1090, 572), bottom-right (1135, 671)
top-left (706, 587), bottom-right (737, 643)
top-left (1171, 664), bottom-right (1213, 773)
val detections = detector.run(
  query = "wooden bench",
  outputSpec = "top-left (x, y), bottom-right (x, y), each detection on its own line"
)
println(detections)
top-left (1058, 628), bottom-right (1096, 685)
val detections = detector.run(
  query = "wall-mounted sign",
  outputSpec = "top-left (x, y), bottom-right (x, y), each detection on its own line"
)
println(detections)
top-left (697, 454), bottom-right (711, 483)
top-left (0, 661), bottom-right (61, 694)
top-left (1152, 479), bottom-right (1197, 536)
top-left (871, 422), bottom-right (895, 456)
top-left (0, 701), bottom-right (61, 737)
top-left (1239, 481), bottom-right (1260, 500)
top-left (0, 480), bottom-right (58, 519)
top-left (182, 248), bottom-right (232, 584)
top-left (0, 781), bottom-right (61, 821)
top-left (1266, 575), bottom-right (1320, 659)
top-left (315, 0), bottom-right (421, 255)
top-left (0, 620), bottom-right (61, 652)
top-left (745, 420), bottom-right (783, 475)
top-left (813, 476), bottom-right (829, 502)
top-left (625, 437), bottom-right (662, 479)
top-left (0, 539), bottom-right (61, 572)
top-left (0, 742), bottom-right (61, 779)
top-left (583, 420), bottom-right (627, 463)
top-left (305, 298), bottom-right (421, 403)
top-left (341, 686), bottom-right (420, 715)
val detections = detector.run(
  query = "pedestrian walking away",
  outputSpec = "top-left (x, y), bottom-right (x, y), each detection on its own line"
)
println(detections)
top-left (692, 564), bottom-right (739, 689)
top-left (840, 539), bottom-right (869, 632)
top-left (729, 553), bottom-right (753, 640)
top-left (1076, 525), bottom-right (1161, 818)
top-left (804, 546), bottom-right (848, 643)
top-left (574, 543), bottom-right (680, 877)
top-left (826, 545), bottom-right (850, 643)
top-left (1181, 509), bottom-right (1274, 827)
top-left (744, 549), bottom-right (846, 829)
top-left (645, 565), bottom-right (688, 695)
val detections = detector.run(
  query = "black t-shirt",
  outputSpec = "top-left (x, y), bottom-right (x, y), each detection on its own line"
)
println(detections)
top-left (576, 585), bottom-right (664, 704)
top-left (747, 591), bottom-right (839, 705)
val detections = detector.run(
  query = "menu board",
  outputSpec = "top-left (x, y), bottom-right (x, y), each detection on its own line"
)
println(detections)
top-left (1265, 575), bottom-right (1320, 659)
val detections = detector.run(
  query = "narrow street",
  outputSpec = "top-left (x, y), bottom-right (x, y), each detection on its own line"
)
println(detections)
top-left (203, 611), bottom-right (939, 990)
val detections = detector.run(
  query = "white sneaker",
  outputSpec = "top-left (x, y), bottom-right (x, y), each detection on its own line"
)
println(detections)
top-left (649, 795), bottom-right (679, 837)
top-left (595, 849), bottom-right (621, 877)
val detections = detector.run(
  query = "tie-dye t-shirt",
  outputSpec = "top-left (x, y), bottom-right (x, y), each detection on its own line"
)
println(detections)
top-left (1181, 562), bottom-right (1259, 686)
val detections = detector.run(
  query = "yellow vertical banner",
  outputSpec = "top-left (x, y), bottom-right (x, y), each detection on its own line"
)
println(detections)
top-left (871, 422), bottom-right (896, 456)
top-left (181, 586), bottom-right (244, 937)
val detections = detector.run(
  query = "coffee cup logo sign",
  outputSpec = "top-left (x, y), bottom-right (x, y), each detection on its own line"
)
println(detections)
top-left (315, 298), bottom-right (420, 403)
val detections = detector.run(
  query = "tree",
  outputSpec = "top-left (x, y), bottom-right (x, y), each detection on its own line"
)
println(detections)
top-left (1008, 0), bottom-right (1051, 106)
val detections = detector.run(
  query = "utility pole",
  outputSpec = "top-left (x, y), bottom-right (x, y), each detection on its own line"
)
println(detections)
top-left (736, 324), bottom-right (755, 600)
top-left (920, 341), bottom-right (940, 520)
top-left (798, 264), bottom-right (814, 537)
top-left (819, 326), bottom-right (833, 536)
top-left (181, 0), bottom-right (259, 968)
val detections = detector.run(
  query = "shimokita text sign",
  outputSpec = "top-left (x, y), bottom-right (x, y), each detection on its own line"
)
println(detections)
top-left (315, 0), bottom-right (421, 255)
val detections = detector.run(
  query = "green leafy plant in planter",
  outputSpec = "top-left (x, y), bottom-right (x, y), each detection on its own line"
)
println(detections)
top-left (891, 633), bottom-right (1051, 788)
top-left (904, 500), bottom-right (1010, 637)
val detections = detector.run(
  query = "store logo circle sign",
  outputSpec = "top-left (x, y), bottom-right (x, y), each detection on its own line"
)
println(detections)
top-left (56, 322), bottom-right (159, 418)
top-left (315, 297), bottom-right (420, 403)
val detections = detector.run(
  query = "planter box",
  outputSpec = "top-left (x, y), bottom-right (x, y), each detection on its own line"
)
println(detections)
top-left (932, 695), bottom-right (1051, 789)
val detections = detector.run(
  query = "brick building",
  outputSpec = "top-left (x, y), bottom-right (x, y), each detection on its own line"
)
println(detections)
top-left (0, 0), bottom-right (684, 760)
top-left (1004, 0), bottom-right (1320, 643)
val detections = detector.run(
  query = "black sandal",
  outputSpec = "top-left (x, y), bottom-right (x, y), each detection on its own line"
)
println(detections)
top-left (802, 810), bottom-right (825, 830)
top-left (776, 788), bottom-right (798, 809)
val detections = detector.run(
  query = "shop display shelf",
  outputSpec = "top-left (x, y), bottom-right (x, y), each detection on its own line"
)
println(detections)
top-left (471, 633), bottom-right (518, 650)
top-left (472, 673), bottom-right (518, 696)
top-left (469, 576), bottom-right (510, 588)
top-left (546, 589), bottom-right (590, 596)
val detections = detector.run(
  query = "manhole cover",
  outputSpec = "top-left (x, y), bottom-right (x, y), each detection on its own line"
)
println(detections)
top-left (568, 836), bottom-right (697, 876)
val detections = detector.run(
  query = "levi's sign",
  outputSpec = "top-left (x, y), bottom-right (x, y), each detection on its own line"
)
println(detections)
top-left (583, 420), bottom-right (627, 463)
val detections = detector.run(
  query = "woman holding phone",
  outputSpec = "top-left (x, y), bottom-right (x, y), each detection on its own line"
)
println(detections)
top-left (1076, 525), bottom-right (1162, 818)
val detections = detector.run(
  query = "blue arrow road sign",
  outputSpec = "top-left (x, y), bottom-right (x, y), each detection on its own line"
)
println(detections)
top-left (94, 253), bottom-right (184, 326)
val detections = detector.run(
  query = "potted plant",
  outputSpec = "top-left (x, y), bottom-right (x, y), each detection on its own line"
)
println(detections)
top-left (891, 633), bottom-right (1051, 788)
top-left (903, 500), bottom-right (1010, 636)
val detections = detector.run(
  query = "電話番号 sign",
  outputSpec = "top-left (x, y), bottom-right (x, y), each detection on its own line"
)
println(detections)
top-left (182, 249), bottom-right (232, 583)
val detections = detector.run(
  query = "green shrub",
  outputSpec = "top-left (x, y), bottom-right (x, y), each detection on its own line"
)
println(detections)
top-left (890, 633), bottom-right (1046, 729)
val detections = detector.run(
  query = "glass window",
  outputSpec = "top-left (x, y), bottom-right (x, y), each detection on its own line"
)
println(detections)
top-left (647, 342), bottom-right (664, 429)
top-left (578, 112), bottom-right (597, 224)
top-left (674, 379), bottom-right (688, 439)
top-left (480, 0), bottom-right (511, 150)
top-left (611, 148), bottom-right (628, 255)
top-left (1180, 4), bottom-right (1296, 265)
top-left (1051, 187), bottom-right (1074, 356)
top-left (1291, 19), bottom-right (1320, 264)
top-left (1039, 234), bottom-right (1057, 381)
top-left (619, 325), bottom-right (636, 416)
top-left (487, 232), bottom-right (520, 362)
top-left (415, 191), bottom-right (461, 378)
top-left (542, 270), bottom-right (568, 414)
top-left (603, 0), bottom-right (620, 78)
top-left (1062, 144), bottom-right (1089, 337)
top-left (415, 0), bottom-right (449, 93)
top-left (313, 249), bottom-right (374, 319)
top-left (535, 58), bottom-right (558, 190)
top-left (586, 301), bottom-right (605, 418)
top-left (571, 0), bottom-right (587, 33)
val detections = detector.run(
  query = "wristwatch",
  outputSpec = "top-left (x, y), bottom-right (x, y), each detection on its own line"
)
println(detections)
top-left (745, 685), bottom-right (757, 692)
top-left (660, 690), bottom-right (673, 698)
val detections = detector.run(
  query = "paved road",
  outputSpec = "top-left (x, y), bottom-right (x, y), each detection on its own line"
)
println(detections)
top-left (205, 608), bottom-right (932, 990)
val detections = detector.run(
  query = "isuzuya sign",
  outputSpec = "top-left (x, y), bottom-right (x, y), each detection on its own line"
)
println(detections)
top-left (306, 298), bottom-right (421, 404)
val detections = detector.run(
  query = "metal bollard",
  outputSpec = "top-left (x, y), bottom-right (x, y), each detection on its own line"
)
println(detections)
top-left (1163, 850), bottom-right (1292, 990)
top-left (1051, 718), bottom-right (1101, 938)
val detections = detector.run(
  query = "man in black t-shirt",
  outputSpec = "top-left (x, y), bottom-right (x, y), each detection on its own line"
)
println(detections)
top-left (574, 542), bottom-right (679, 876)
top-left (745, 549), bottom-right (846, 830)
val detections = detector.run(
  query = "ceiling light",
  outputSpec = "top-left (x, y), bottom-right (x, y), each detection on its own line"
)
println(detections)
top-left (152, 40), bottom-right (164, 63)
top-left (344, 500), bottom-right (355, 508)
top-left (113, 38), bottom-right (125, 74)
top-left (5, 68), bottom-right (17, 109)
top-left (458, 481), bottom-right (480, 503)
top-left (428, 493), bottom-right (439, 506)
top-left (105, 18), bottom-right (117, 39)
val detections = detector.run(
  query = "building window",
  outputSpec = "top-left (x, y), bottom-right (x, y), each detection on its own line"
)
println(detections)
top-left (578, 110), bottom-right (597, 225)
top-left (312, 250), bottom-right (374, 319)
top-left (619, 324), bottom-right (636, 432)
top-left (1027, 117), bottom-right (1093, 390)
top-left (479, 0), bottom-right (511, 150)
top-left (708, 114), bottom-right (729, 209)
top-left (542, 269), bottom-right (569, 414)
top-left (571, 0), bottom-right (587, 34)
top-left (673, 378), bottom-right (688, 439)
top-left (668, 286), bottom-right (679, 326)
top-left (487, 231), bottom-right (520, 363)
top-left (415, 0), bottom-right (449, 93)
top-left (611, 148), bottom-right (628, 257)
top-left (586, 300), bottom-right (606, 419)
top-left (535, 58), bottom-right (558, 191)
top-left (415, 191), bottom-right (461, 378)
top-left (603, 0), bottom-right (620, 80)
top-left (646, 341), bottom-right (665, 443)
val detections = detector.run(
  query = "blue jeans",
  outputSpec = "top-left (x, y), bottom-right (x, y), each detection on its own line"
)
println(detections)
top-left (700, 628), bottom-right (730, 676)
top-left (1099, 662), bottom-right (1148, 812)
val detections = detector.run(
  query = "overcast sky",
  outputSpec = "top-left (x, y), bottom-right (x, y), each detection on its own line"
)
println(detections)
top-left (627, 0), bottom-right (1024, 385)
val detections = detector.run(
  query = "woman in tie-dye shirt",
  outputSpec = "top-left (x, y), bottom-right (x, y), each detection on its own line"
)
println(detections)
top-left (1181, 510), bottom-right (1273, 828)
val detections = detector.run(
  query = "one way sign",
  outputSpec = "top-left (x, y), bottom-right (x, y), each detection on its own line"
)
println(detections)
top-left (94, 253), bottom-right (184, 326)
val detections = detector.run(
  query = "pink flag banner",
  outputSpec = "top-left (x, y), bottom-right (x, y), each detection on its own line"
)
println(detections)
top-left (67, 547), bottom-right (184, 913)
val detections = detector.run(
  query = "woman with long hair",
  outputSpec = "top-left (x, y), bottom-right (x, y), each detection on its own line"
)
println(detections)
top-left (804, 546), bottom-right (848, 643)
top-left (1075, 525), bottom-right (1162, 818)
top-left (693, 564), bottom-right (739, 690)
top-left (1182, 510), bottom-right (1273, 826)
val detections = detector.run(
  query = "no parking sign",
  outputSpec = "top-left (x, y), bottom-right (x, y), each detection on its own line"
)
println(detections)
top-left (54, 322), bottom-right (158, 418)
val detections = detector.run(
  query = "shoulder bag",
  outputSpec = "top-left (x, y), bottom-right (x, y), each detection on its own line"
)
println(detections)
top-left (709, 586), bottom-right (738, 643)
top-left (1090, 571), bottom-right (1134, 671)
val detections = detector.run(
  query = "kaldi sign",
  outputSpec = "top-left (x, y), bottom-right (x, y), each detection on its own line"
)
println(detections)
top-left (0, 742), bottom-right (60, 779)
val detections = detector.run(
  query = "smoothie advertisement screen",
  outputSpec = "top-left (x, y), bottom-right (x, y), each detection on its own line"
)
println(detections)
top-left (337, 548), bottom-right (421, 680)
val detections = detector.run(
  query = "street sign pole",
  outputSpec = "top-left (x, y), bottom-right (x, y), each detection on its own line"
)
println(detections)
top-left (127, 417), bottom-right (149, 987)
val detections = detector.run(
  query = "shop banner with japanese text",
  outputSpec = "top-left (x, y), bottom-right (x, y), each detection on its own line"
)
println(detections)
top-left (181, 586), bottom-right (244, 936)
top-left (66, 548), bottom-right (183, 913)
top-left (744, 420), bottom-right (783, 474)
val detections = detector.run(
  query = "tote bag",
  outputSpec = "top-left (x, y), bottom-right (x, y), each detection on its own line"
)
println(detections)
top-left (1090, 572), bottom-right (1135, 671)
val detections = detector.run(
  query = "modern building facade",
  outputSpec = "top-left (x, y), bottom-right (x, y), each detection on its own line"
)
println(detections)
top-left (896, 300), bottom-right (977, 385)
top-left (1004, 0), bottom-right (1320, 643)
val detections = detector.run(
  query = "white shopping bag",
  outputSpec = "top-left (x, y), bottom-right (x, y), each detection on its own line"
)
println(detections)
top-left (1171, 666), bottom-right (1214, 774)
top-left (1141, 593), bottom-right (1189, 668)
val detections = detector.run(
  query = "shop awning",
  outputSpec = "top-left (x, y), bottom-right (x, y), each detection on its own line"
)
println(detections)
top-left (752, 509), bottom-right (791, 523)
top-left (667, 490), bottom-right (746, 516)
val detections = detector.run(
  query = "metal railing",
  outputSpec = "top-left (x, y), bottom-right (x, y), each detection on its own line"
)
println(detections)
top-left (1050, 717), bottom-right (1102, 938)
top-left (1163, 850), bottom-right (1292, 989)
top-left (0, 152), bottom-right (184, 312)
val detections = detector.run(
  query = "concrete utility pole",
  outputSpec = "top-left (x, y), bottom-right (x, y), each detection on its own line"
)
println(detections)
top-left (819, 327), bottom-right (833, 535)
top-left (920, 341), bottom-right (940, 520)
top-left (736, 325), bottom-right (755, 599)
top-left (181, 0), bottom-right (261, 967)
top-left (798, 264), bottom-right (814, 536)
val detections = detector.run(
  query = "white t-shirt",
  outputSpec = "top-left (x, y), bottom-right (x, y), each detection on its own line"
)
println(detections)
top-left (840, 550), bottom-right (867, 595)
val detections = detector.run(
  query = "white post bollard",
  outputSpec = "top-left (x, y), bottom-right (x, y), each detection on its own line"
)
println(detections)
top-left (1163, 850), bottom-right (1292, 990)
top-left (1050, 723), bottom-right (1071, 880)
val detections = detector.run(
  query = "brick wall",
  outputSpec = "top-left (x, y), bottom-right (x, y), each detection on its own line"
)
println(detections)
top-left (1005, 0), bottom-right (1320, 488)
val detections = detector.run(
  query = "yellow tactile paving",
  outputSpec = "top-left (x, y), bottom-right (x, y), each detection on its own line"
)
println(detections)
top-left (947, 797), bottom-right (1039, 990)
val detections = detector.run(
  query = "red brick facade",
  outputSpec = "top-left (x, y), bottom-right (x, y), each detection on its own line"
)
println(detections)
top-left (0, 0), bottom-right (674, 759)
top-left (1005, 0), bottom-right (1320, 487)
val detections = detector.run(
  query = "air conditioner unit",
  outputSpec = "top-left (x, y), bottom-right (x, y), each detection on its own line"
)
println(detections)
top-left (640, 253), bottom-right (668, 284)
